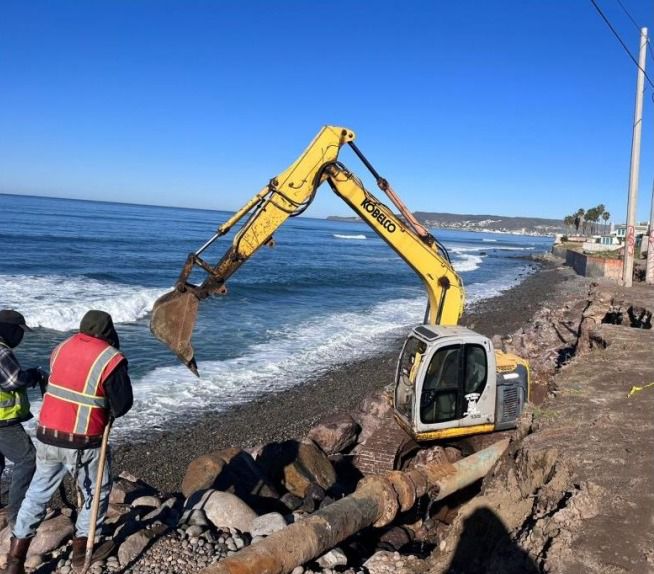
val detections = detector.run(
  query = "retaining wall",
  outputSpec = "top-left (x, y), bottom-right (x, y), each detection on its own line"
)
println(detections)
top-left (551, 246), bottom-right (623, 280)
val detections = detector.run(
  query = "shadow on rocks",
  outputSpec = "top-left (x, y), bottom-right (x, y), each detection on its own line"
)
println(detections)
top-left (213, 450), bottom-right (284, 514)
top-left (445, 507), bottom-right (538, 574)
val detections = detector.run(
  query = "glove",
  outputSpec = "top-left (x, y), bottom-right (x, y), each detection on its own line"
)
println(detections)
top-left (27, 368), bottom-right (49, 395)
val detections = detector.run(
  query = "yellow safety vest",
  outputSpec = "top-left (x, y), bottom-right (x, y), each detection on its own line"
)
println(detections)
top-left (0, 342), bottom-right (31, 425)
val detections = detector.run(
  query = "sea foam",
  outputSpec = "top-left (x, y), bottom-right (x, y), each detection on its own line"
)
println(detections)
top-left (333, 234), bottom-right (367, 240)
top-left (0, 274), bottom-right (165, 331)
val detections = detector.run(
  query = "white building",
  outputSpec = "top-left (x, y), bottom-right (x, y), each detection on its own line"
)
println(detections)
top-left (613, 223), bottom-right (649, 241)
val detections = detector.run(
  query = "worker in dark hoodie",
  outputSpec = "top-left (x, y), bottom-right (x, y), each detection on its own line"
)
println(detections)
top-left (0, 310), bottom-right (46, 531)
top-left (7, 311), bottom-right (133, 574)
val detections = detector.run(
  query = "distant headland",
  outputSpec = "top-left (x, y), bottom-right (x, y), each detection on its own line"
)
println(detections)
top-left (327, 211), bottom-right (564, 236)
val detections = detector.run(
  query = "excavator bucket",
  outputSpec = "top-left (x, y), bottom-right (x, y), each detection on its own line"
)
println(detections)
top-left (150, 289), bottom-right (200, 376)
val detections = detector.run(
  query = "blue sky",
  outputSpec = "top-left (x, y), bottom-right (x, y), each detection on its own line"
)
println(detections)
top-left (1, 1), bottom-right (653, 222)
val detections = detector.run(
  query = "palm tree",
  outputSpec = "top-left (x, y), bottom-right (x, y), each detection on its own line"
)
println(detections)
top-left (563, 215), bottom-right (575, 234)
top-left (574, 209), bottom-right (585, 233)
top-left (595, 204), bottom-right (605, 235)
top-left (585, 207), bottom-right (598, 236)
top-left (602, 211), bottom-right (610, 234)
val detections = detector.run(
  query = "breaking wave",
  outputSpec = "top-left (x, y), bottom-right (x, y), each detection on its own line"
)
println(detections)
top-left (333, 234), bottom-right (367, 240)
top-left (449, 247), bottom-right (484, 272)
top-left (0, 274), bottom-right (165, 331)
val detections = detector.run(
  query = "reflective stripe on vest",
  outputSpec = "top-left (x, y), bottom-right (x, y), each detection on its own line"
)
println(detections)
top-left (0, 395), bottom-right (16, 408)
top-left (73, 346), bottom-right (119, 434)
top-left (44, 383), bottom-right (109, 409)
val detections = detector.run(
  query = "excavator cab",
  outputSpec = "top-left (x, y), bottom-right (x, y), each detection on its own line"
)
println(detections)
top-left (393, 325), bottom-right (529, 442)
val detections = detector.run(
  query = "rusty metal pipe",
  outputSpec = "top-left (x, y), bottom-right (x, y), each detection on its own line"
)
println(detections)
top-left (200, 439), bottom-right (509, 574)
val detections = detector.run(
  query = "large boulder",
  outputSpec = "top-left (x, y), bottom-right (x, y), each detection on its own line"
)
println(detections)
top-left (306, 414), bottom-right (360, 455)
top-left (284, 440), bottom-right (336, 498)
top-left (249, 512), bottom-right (287, 537)
top-left (28, 513), bottom-right (74, 557)
top-left (109, 477), bottom-right (155, 505)
top-left (181, 448), bottom-right (279, 512)
top-left (181, 453), bottom-right (226, 498)
top-left (258, 439), bottom-right (336, 499)
top-left (187, 489), bottom-right (257, 533)
top-left (352, 390), bottom-right (394, 445)
top-left (316, 547), bottom-right (348, 569)
top-left (0, 513), bottom-right (73, 558)
top-left (117, 524), bottom-right (166, 567)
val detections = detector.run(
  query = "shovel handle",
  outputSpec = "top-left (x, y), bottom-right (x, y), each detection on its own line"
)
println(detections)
top-left (80, 421), bottom-right (112, 574)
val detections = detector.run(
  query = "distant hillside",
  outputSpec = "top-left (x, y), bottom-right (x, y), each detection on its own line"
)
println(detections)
top-left (327, 211), bottom-right (564, 236)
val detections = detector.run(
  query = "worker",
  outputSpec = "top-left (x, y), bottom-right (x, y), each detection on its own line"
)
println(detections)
top-left (7, 311), bottom-right (133, 574)
top-left (0, 310), bottom-right (46, 531)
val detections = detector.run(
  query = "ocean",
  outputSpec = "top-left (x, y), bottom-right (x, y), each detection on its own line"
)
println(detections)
top-left (0, 193), bottom-right (552, 439)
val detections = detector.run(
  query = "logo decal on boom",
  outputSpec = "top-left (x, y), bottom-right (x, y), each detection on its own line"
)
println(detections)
top-left (360, 199), bottom-right (397, 233)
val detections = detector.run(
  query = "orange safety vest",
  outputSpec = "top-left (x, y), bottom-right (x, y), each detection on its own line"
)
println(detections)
top-left (40, 333), bottom-right (124, 438)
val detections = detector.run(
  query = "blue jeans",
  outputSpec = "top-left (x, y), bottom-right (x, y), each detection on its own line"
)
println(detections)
top-left (0, 424), bottom-right (36, 526)
top-left (13, 439), bottom-right (111, 539)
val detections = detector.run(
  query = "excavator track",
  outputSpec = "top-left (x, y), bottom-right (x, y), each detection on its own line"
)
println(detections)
top-left (355, 413), bottom-right (513, 477)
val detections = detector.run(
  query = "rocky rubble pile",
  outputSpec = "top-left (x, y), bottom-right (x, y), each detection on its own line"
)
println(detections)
top-left (0, 393), bottom-right (430, 574)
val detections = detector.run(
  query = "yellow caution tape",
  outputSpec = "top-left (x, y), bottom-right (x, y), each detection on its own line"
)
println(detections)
top-left (627, 382), bottom-right (654, 398)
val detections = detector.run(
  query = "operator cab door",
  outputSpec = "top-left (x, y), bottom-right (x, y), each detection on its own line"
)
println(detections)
top-left (415, 338), bottom-right (496, 434)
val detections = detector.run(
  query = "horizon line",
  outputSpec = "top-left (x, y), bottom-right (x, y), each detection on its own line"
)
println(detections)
top-left (0, 190), bottom-right (569, 222)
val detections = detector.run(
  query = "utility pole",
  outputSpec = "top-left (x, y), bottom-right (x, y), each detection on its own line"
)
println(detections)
top-left (622, 27), bottom-right (648, 287)
top-left (646, 179), bottom-right (654, 284)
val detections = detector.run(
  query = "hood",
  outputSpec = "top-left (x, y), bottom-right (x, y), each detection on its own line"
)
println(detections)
top-left (79, 310), bottom-right (120, 349)
top-left (0, 324), bottom-right (24, 348)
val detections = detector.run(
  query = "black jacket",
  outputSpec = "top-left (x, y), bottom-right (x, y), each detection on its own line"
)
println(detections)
top-left (104, 360), bottom-right (133, 419)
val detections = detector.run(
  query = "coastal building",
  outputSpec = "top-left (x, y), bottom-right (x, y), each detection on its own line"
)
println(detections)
top-left (599, 234), bottom-right (620, 246)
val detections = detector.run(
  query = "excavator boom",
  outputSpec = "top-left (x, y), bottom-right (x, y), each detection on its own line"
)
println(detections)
top-left (150, 126), bottom-right (464, 374)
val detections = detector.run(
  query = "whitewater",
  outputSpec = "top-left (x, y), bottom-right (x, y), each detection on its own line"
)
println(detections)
top-left (0, 194), bottom-right (552, 438)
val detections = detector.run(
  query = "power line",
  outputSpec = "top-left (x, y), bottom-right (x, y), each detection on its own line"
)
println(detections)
top-left (614, 0), bottom-right (640, 32)
top-left (589, 0), bottom-right (654, 89)
top-left (613, 0), bottom-right (654, 64)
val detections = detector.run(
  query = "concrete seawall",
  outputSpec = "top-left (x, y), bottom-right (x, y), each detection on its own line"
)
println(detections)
top-left (552, 245), bottom-right (622, 280)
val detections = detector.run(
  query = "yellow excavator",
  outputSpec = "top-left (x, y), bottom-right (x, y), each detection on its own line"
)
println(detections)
top-left (150, 126), bottom-right (529, 444)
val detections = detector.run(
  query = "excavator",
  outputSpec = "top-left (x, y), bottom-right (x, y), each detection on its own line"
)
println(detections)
top-left (150, 125), bottom-right (529, 447)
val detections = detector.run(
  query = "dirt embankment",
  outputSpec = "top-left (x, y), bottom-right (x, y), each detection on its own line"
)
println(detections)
top-left (427, 274), bottom-right (654, 574)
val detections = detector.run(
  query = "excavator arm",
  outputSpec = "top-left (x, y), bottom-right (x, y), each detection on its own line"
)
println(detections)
top-left (150, 126), bottom-right (464, 374)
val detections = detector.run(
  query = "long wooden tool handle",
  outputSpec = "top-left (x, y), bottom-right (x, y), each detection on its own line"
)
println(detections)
top-left (81, 421), bottom-right (112, 574)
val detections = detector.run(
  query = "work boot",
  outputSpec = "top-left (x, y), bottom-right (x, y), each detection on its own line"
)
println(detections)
top-left (4, 537), bottom-right (31, 574)
top-left (71, 537), bottom-right (115, 571)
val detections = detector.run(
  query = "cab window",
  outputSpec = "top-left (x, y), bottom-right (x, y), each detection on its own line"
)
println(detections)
top-left (420, 343), bottom-right (488, 425)
top-left (465, 345), bottom-right (487, 395)
top-left (420, 345), bottom-right (461, 424)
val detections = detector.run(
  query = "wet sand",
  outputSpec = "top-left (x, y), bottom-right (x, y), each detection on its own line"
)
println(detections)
top-left (114, 258), bottom-right (572, 493)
